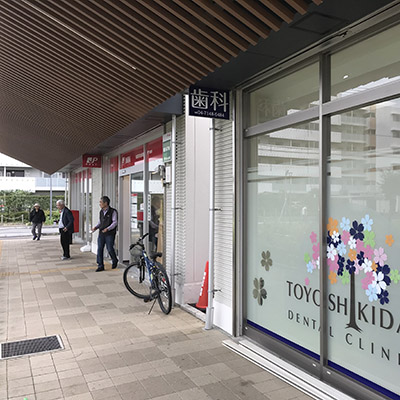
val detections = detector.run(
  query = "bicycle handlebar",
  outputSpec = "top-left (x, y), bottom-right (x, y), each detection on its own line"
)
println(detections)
top-left (140, 233), bottom-right (149, 241)
top-left (129, 232), bottom-right (149, 250)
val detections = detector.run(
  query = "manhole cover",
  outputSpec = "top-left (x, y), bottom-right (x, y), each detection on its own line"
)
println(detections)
top-left (1, 335), bottom-right (64, 359)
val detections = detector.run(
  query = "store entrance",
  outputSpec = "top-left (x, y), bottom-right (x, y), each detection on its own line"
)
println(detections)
top-left (149, 193), bottom-right (163, 256)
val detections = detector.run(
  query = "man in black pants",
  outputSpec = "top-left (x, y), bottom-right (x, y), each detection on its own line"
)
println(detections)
top-left (29, 203), bottom-right (46, 240)
top-left (56, 199), bottom-right (74, 260)
top-left (91, 196), bottom-right (118, 272)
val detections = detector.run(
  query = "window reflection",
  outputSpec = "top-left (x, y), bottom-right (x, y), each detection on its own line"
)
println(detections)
top-left (246, 121), bottom-right (320, 354)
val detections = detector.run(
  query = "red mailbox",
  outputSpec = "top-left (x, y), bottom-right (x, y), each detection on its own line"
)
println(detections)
top-left (71, 210), bottom-right (79, 233)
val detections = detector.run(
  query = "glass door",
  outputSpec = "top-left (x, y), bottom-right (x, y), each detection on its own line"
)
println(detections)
top-left (147, 138), bottom-right (164, 258)
top-left (131, 171), bottom-right (144, 246)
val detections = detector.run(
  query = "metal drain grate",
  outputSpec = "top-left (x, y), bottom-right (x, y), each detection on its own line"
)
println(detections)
top-left (1, 335), bottom-right (64, 359)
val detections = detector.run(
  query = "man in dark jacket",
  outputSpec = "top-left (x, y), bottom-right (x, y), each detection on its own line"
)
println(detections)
top-left (91, 196), bottom-right (118, 272)
top-left (56, 199), bottom-right (74, 260)
top-left (29, 203), bottom-right (46, 240)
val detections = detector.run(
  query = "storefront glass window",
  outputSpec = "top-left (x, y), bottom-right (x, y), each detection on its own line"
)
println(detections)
top-left (331, 24), bottom-right (400, 100)
top-left (246, 121), bottom-right (320, 356)
top-left (248, 63), bottom-right (319, 126)
top-left (147, 138), bottom-right (164, 257)
top-left (327, 99), bottom-right (400, 397)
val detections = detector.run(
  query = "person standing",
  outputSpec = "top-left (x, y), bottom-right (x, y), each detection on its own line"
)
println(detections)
top-left (91, 196), bottom-right (118, 272)
top-left (29, 203), bottom-right (46, 240)
top-left (56, 199), bottom-right (74, 260)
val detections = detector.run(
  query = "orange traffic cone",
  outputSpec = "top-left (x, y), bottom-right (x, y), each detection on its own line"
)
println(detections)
top-left (196, 261), bottom-right (209, 309)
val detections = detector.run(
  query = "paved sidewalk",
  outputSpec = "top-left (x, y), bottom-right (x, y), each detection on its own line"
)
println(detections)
top-left (0, 225), bottom-right (59, 239)
top-left (0, 237), bottom-right (313, 400)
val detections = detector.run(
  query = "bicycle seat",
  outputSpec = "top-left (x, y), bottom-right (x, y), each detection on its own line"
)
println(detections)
top-left (150, 252), bottom-right (162, 260)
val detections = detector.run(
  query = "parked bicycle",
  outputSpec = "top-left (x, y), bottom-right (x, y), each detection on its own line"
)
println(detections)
top-left (123, 233), bottom-right (172, 314)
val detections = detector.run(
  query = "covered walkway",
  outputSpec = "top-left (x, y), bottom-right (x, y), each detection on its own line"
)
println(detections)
top-left (0, 237), bottom-right (311, 400)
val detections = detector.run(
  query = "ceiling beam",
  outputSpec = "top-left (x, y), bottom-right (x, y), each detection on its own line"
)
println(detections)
top-left (195, 0), bottom-right (260, 45)
top-left (284, 0), bottom-right (309, 14)
top-left (259, 0), bottom-right (295, 23)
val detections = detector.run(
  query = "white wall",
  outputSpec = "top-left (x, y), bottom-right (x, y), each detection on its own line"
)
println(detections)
top-left (0, 153), bottom-right (30, 167)
top-left (184, 112), bottom-right (211, 303)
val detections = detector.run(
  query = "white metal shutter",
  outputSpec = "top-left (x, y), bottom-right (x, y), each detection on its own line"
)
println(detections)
top-left (175, 114), bottom-right (186, 291)
top-left (165, 183), bottom-right (172, 275)
top-left (164, 121), bottom-right (172, 276)
top-left (214, 118), bottom-right (234, 307)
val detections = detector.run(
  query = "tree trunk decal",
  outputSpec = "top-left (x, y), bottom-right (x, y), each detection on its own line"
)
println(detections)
top-left (346, 272), bottom-right (362, 332)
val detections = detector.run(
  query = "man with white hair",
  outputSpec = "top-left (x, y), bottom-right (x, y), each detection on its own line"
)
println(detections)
top-left (29, 203), bottom-right (46, 240)
top-left (56, 199), bottom-right (74, 260)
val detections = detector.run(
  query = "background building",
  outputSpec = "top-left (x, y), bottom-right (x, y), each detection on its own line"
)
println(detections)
top-left (0, 153), bottom-right (66, 194)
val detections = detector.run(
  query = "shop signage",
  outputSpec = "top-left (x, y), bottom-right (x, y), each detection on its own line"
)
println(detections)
top-left (147, 137), bottom-right (163, 161)
top-left (120, 146), bottom-right (144, 169)
top-left (110, 156), bottom-right (119, 173)
top-left (82, 154), bottom-right (102, 168)
top-left (163, 133), bottom-right (171, 163)
top-left (189, 85), bottom-right (230, 120)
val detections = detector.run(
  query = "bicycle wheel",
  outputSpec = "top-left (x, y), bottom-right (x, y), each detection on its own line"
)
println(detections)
top-left (123, 261), bottom-right (151, 300)
top-left (154, 264), bottom-right (172, 314)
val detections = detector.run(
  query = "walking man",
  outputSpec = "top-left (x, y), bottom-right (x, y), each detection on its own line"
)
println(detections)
top-left (91, 196), bottom-right (118, 272)
top-left (29, 203), bottom-right (46, 240)
top-left (56, 199), bottom-right (74, 260)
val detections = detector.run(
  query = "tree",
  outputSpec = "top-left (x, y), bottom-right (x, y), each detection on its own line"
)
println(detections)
top-left (306, 216), bottom-right (395, 333)
top-left (0, 190), bottom-right (64, 222)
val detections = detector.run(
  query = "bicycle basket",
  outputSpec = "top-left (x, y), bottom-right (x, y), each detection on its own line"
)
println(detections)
top-left (130, 244), bottom-right (143, 262)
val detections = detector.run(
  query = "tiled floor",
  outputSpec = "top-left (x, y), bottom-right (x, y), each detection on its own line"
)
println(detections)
top-left (0, 236), bottom-right (313, 400)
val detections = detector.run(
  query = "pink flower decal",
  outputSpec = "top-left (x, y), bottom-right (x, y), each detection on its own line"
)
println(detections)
top-left (312, 243), bottom-right (320, 260)
top-left (305, 277), bottom-right (310, 286)
top-left (374, 247), bottom-right (387, 267)
top-left (356, 240), bottom-right (365, 253)
top-left (364, 245), bottom-right (374, 260)
top-left (328, 255), bottom-right (338, 272)
top-left (341, 230), bottom-right (350, 244)
top-left (310, 231), bottom-right (317, 243)
top-left (362, 271), bottom-right (374, 290)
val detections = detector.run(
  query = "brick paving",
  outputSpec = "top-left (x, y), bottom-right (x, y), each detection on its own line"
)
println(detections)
top-left (0, 236), bottom-right (313, 400)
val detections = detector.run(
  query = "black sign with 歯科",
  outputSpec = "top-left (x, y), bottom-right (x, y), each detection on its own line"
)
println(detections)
top-left (188, 86), bottom-right (230, 120)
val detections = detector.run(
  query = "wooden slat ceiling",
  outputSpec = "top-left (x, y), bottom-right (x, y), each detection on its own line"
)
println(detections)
top-left (0, 0), bottom-right (322, 174)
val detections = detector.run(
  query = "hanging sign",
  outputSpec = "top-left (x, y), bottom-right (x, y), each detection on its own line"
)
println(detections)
top-left (163, 133), bottom-right (172, 163)
top-left (82, 154), bottom-right (102, 168)
top-left (189, 85), bottom-right (230, 120)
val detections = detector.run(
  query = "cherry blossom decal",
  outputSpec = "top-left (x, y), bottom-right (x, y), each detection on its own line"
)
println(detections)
top-left (261, 250), bottom-right (273, 271)
top-left (305, 215), bottom-right (399, 332)
top-left (253, 278), bottom-right (267, 305)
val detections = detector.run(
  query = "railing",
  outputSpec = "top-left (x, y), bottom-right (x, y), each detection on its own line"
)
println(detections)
top-left (35, 177), bottom-right (66, 190)
top-left (0, 214), bottom-right (26, 224)
top-left (0, 177), bottom-right (66, 191)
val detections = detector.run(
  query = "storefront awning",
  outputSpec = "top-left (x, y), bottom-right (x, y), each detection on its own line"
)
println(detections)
top-left (0, 0), bottom-right (325, 174)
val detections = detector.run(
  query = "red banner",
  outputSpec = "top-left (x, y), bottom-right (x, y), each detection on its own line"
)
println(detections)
top-left (146, 137), bottom-right (163, 161)
top-left (110, 156), bottom-right (119, 173)
top-left (82, 154), bottom-right (102, 168)
top-left (120, 146), bottom-right (144, 169)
